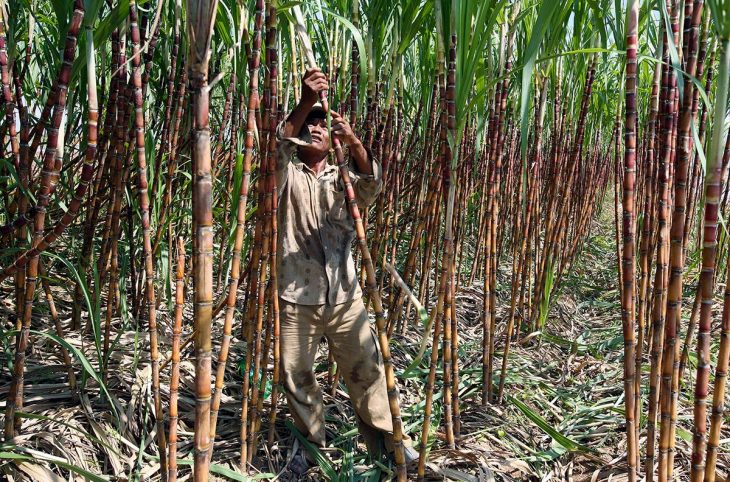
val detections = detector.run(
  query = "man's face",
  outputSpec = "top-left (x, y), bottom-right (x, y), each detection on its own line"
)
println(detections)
top-left (299, 116), bottom-right (330, 161)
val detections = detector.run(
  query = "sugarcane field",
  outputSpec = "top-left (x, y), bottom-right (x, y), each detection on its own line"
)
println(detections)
top-left (4, 0), bottom-right (730, 480)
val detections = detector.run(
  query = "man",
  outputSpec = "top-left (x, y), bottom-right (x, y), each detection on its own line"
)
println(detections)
top-left (275, 68), bottom-right (416, 471)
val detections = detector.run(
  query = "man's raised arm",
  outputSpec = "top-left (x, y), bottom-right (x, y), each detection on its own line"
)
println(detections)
top-left (283, 68), bottom-right (328, 138)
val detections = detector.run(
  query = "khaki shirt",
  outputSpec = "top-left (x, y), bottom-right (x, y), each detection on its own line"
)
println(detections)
top-left (276, 125), bottom-right (383, 306)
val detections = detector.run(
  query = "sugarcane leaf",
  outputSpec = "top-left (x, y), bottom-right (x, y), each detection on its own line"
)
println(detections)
top-left (94, 0), bottom-right (130, 47)
top-left (519, 0), bottom-right (561, 159)
top-left (507, 395), bottom-right (592, 453)
top-left (0, 159), bottom-right (35, 203)
top-left (31, 329), bottom-right (117, 412)
top-left (83, 0), bottom-right (106, 27)
top-left (16, 412), bottom-right (124, 457)
top-left (0, 450), bottom-right (109, 482)
top-left (706, 0), bottom-right (730, 39)
top-left (49, 0), bottom-right (69, 36)
top-left (659, 0), bottom-right (684, 101)
top-left (43, 251), bottom-right (103, 363)
top-left (690, 113), bottom-right (709, 176)
top-left (287, 420), bottom-right (339, 480)
top-left (214, 0), bottom-right (234, 49)
top-left (321, 7), bottom-right (368, 105)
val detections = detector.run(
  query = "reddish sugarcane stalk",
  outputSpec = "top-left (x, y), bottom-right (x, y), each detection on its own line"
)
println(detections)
top-left (267, 118), bottom-right (282, 449)
top-left (38, 261), bottom-right (77, 394)
top-left (3, 1), bottom-right (84, 440)
top-left (614, 113), bottom-right (623, 305)
top-left (658, 8), bottom-right (683, 482)
top-left (636, 42), bottom-right (663, 437)
top-left (387, 160), bottom-right (443, 335)
top-left (636, 37), bottom-right (664, 355)
top-left (239, 172), bottom-right (266, 468)
top-left (417, 184), bottom-right (447, 480)
top-left (484, 78), bottom-right (508, 403)
top-left (99, 80), bottom-right (131, 337)
top-left (152, 69), bottom-right (188, 258)
top-left (187, 0), bottom-right (219, 478)
top-left (0, 18), bottom-right (20, 224)
top-left (265, 8), bottom-right (282, 449)
top-left (450, 264), bottom-right (461, 439)
top-left (621, 2), bottom-right (639, 478)
top-left (102, 143), bottom-right (127, 373)
top-left (151, 5), bottom-right (181, 203)
top-left (71, 28), bottom-right (123, 332)
top-left (679, 14), bottom-right (715, 360)
top-left (690, 35), bottom-right (730, 482)
top-left (246, 5), bottom-right (277, 463)
top-left (208, 0), bottom-right (264, 457)
top-left (168, 237), bottom-right (186, 482)
top-left (482, 82), bottom-right (501, 404)
top-left (439, 13), bottom-right (459, 450)
top-left (0, 39), bottom-right (99, 285)
top-left (129, 2), bottom-right (168, 476)
top-left (348, 0), bottom-right (360, 127)
top-left (658, 2), bottom-right (704, 477)
top-left (705, 124), bottom-right (730, 482)
top-left (646, 20), bottom-right (678, 478)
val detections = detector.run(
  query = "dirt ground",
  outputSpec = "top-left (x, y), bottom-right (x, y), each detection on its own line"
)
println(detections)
top-left (1, 218), bottom-right (729, 481)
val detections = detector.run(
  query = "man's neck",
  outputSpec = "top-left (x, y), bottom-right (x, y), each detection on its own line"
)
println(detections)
top-left (301, 156), bottom-right (328, 176)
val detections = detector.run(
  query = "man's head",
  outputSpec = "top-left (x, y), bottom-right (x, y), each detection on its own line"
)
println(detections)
top-left (297, 104), bottom-right (330, 165)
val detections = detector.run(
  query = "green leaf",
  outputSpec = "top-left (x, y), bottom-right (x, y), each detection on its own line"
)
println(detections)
top-left (321, 7), bottom-right (368, 107)
top-left (507, 395), bottom-right (592, 453)
top-left (286, 420), bottom-right (339, 480)
top-left (1, 329), bottom-right (118, 420)
top-left (519, 0), bottom-right (561, 159)
top-left (174, 457), bottom-right (275, 480)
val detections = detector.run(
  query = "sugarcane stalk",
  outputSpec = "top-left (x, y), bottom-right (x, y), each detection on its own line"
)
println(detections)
top-left (3, 1), bottom-right (84, 439)
top-left (168, 237), bottom-right (186, 482)
top-left (187, 0), bottom-right (219, 478)
top-left (690, 35), bottom-right (730, 482)
top-left (621, 1), bottom-right (639, 478)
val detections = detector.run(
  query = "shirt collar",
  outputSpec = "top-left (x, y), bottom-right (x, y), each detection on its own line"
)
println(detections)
top-left (293, 156), bottom-right (338, 178)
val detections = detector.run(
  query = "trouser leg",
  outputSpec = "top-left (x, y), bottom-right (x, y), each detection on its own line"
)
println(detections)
top-left (279, 299), bottom-right (326, 446)
top-left (326, 298), bottom-right (411, 457)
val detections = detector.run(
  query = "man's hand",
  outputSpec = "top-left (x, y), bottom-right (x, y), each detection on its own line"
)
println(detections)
top-left (331, 111), bottom-right (357, 147)
top-left (284, 68), bottom-right (329, 139)
top-left (329, 110), bottom-right (371, 175)
top-left (302, 68), bottom-right (329, 105)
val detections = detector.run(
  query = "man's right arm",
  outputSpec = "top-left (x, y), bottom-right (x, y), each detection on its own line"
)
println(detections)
top-left (282, 97), bottom-right (316, 139)
top-left (282, 68), bottom-right (328, 138)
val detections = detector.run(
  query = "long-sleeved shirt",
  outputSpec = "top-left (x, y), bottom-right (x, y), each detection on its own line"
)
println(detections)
top-left (276, 125), bottom-right (383, 306)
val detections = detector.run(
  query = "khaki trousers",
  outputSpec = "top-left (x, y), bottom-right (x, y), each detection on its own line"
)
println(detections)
top-left (279, 297), bottom-right (410, 457)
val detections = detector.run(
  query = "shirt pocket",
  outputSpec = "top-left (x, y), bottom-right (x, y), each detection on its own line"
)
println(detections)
top-left (328, 186), bottom-right (351, 223)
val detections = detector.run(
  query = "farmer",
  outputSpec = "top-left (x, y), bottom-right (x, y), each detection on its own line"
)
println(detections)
top-left (275, 67), bottom-right (416, 470)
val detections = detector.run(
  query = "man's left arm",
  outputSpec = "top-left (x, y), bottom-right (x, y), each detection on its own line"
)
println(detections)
top-left (331, 111), bottom-right (383, 207)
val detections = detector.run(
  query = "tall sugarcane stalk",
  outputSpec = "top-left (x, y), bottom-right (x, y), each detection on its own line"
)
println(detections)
top-left (704, 44), bottom-right (730, 478)
top-left (129, 2), bottom-right (168, 475)
top-left (168, 237), bottom-right (186, 482)
top-left (208, 0), bottom-right (264, 457)
top-left (690, 27), bottom-right (730, 482)
top-left (0, 12), bottom-right (21, 318)
top-left (645, 15), bottom-right (678, 476)
top-left (658, 2), bottom-right (704, 478)
top-left (620, 1), bottom-right (639, 479)
top-left (246, 4), bottom-right (278, 461)
top-left (187, 0), bottom-right (219, 478)
top-left (3, 1), bottom-right (84, 439)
